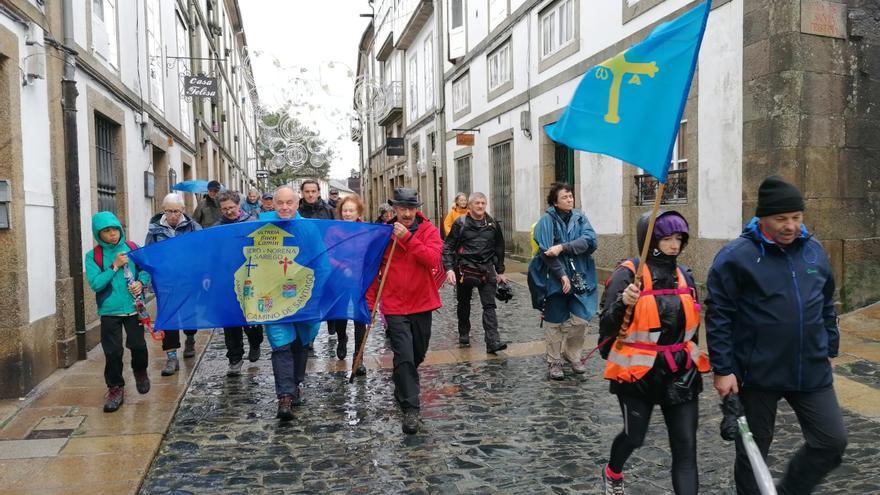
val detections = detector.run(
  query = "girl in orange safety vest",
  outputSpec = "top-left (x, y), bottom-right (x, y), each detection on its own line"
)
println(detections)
top-left (597, 210), bottom-right (710, 495)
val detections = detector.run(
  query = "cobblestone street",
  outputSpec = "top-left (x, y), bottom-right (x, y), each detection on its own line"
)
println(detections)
top-left (140, 285), bottom-right (880, 494)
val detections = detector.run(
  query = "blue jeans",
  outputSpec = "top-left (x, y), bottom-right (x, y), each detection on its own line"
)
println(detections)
top-left (270, 338), bottom-right (308, 397)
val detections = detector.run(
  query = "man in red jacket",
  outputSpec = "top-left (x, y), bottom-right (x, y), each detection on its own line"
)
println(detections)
top-left (367, 188), bottom-right (443, 435)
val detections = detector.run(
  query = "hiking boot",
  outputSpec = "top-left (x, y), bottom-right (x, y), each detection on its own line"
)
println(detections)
top-left (548, 361), bottom-right (565, 381)
top-left (134, 370), bottom-right (151, 394)
top-left (248, 346), bottom-right (261, 363)
top-left (276, 395), bottom-right (293, 421)
top-left (336, 340), bottom-right (348, 360)
top-left (487, 342), bottom-right (508, 355)
top-left (355, 364), bottom-right (367, 376)
top-left (103, 386), bottom-right (124, 412)
top-left (458, 335), bottom-right (470, 347)
top-left (602, 467), bottom-right (625, 495)
top-left (291, 384), bottom-right (304, 406)
top-left (566, 356), bottom-right (587, 374)
top-left (183, 336), bottom-right (196, 358)
top-left (402, 409), bottom-right (420, 435)
top-left (227, 360), bottom-right (243, 377)
top-left (161, 356), bottom-right (179, 376)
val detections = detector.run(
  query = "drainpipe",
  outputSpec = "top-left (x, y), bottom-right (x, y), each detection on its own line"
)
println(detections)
top-left (434, 2), bottom-right (447, 226)
top-left (61, 0), bottom-right (86, 360)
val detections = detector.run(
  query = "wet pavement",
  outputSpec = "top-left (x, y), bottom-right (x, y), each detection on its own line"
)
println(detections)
top-left (140, 284), bottom-right (880, 494)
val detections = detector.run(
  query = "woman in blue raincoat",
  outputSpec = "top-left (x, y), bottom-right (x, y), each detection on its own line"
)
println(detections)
top-left (527, 182), bottom-right (598, 380)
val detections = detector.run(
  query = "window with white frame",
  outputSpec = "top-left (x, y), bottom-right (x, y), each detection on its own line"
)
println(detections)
top-left (487, 40), bottom-right (512, 94)
top-left (670, 120), bottom-right (687, 171)
top-left (146, 0), bottom-right (165, 112)
top-left (448, 0), bottom-right (466, 59)
top-left (408, 56), bottom-right (419, 121)
top-left (92, 0), bottom-right (118, 70)
top-left (489, 0), bottom-right (509, 30)
top-left (176, 13), bottom-right (192, 137)
top-left (424, 36), bottom-right (434, 110)
top-left (540, 0), bottom-right (575, 60)
top-left (452, 72), bottom-right (470, 116)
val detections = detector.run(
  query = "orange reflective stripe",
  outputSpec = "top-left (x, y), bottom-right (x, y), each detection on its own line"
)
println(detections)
top-left (605, 262), bottom-right (709, 383)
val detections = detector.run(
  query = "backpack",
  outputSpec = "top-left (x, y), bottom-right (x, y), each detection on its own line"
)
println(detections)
top-left (93, 240), bottom-right (138, 270)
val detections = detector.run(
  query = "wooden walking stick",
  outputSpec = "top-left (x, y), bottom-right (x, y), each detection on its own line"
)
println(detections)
top-left (349, 237), bottom-right (399, 383)
top-left (615, 182), bottom-right (666, 347)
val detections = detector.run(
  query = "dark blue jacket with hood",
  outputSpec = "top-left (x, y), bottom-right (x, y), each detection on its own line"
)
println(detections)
top-left (706, 218), bottom-right (839, 392)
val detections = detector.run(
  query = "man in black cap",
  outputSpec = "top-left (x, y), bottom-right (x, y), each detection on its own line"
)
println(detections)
top-left (706, 176), bottom-right (847, 494)
top-left (193, 180), bottom-right (222, 228)
top-left (366, 188), bottom-right (443, 435)
top-left (328, 188), bottom-right (340, 209)
top-left (260, 192), bottom-right (274, 212)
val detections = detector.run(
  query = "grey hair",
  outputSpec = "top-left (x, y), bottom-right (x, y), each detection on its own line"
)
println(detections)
top-left (468, 192), bottom-right (487, 205)
top-left (274, 185), bottom-right (299, 200)
top-left (217, 190), bottom-right (241, 204)
top-left (161, 193), bottom-right (184, 208)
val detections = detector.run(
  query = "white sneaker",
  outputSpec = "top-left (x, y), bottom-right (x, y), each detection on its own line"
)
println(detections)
top-left (227, 360), bottom-right (243, 377)
top-left (602, 467), bottom-right (625, 495)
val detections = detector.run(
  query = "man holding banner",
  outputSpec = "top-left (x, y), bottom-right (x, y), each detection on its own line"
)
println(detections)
top-left (367, 188), bottom-right (443, 435)
top-left (129, 184), bottom-right (391, 423)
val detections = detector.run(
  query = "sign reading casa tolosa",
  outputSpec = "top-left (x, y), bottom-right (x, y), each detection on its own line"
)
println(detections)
top-left (184, 75), bottom-right (218, 98)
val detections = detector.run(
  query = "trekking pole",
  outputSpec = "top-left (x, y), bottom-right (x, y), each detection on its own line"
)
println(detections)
top-left (615, 182), bottom-right (665, 346)
top-left (349, 237), bottom-right (399, 383)
top-left (738, 416), bottom-right (777, 495)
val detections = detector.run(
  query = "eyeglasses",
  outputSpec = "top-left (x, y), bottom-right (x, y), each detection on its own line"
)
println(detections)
top-left (163, 209), bottom-right (183, 215)
top-left (221, 206), bottom-right (239, 213)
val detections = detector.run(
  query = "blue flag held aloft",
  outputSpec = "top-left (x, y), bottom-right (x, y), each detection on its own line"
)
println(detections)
top-left (544, 1), bottom-right (711, 182)
top-left (128, 219), bottom-right (392, 330)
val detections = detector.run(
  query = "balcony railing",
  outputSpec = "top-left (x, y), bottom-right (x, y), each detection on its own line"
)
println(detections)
top-left (634, 168), bottom-right (688, 206)
top-left (377, 81), bottom-right (403, 126)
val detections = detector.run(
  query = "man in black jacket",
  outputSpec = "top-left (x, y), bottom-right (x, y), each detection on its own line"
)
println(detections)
top-left (442, 192), bottom-right (508, 354)
top-left (706, 176), bottom-right (847, 495)
top-left (297, 179), bottom-right (335, 219)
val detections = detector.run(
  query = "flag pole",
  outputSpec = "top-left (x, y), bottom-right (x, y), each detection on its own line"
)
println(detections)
top-left (615, 182), bottom-right (666, 345)
top-left (349, 236), bottom-right (399, 383)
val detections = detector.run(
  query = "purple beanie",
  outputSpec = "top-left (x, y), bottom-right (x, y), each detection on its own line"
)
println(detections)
top-left (653, 212), bottom-right (689, 242)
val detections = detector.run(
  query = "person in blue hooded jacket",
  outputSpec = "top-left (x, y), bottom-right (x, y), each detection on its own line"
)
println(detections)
top-left (527, 182), bottom-right (598, 380)
top-left (85, 211), bottom-right (152, 413)
top-left (706, 176), bottom-right (847, 495)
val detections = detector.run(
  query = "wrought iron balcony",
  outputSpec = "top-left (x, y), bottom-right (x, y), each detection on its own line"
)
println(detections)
top-left (634, 169), bottom-right (688, 206)
top-left (377, 81), bottom-right (403, 127)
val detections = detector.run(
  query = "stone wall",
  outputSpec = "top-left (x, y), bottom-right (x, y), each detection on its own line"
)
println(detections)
top-left (742, 0), bottom-right (880, 309)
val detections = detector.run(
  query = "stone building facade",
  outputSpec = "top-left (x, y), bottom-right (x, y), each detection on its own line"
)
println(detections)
top-left (0, 0), bottom-right (261, 398)
top-left (355, 0), bottom-right (879, 311)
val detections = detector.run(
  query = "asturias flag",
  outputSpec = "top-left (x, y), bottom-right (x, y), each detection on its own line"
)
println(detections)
top-left (544, 1), bottom-right (711, 182)
top-left (128, 219), bottom-right (391, 330)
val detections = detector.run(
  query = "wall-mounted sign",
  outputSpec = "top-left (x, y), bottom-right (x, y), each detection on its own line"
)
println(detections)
top-left (184, 75), bottom-right (218, 98)
top-left (800, 0), bottom-right (847, 39)
top-left (456, 133), bottom-right (475, 146)
top-left (386, 137), bottom-right (405, 156)
top-left (255, 170), bottom-right (269, 179)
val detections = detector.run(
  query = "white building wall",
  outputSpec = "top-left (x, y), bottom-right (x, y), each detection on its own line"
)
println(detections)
top-left (698, 0), bottom-right (743, 239)
top-left (0, 17), bottom-right (58, 323)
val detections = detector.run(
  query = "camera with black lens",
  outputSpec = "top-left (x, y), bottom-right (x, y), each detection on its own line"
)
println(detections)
top-left (495, 281), bottom-right (513, 303)
top-left (567, 258), bottom-right (589, 295)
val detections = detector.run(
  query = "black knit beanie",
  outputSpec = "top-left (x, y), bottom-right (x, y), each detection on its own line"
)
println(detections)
top-left (755, 176), bottom-right (805, 217)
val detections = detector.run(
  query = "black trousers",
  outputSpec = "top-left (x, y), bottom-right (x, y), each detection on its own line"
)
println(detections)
top-left (161, 329), bottom-right (197, 351)
top-left (735, 386), bottom-right (847, 495)
top-left (456, 278), bottom-right (500, 346)
top-left (223, 325), bottom-right (264, 363)
top-left (100, 315), bottom-right (148, 388)
top-left (329, 320), bottom-right (367, 357)
top-left (609, 394), bottom-right (699, 495)
top-left (387, 312), bottom-right (432, 411)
